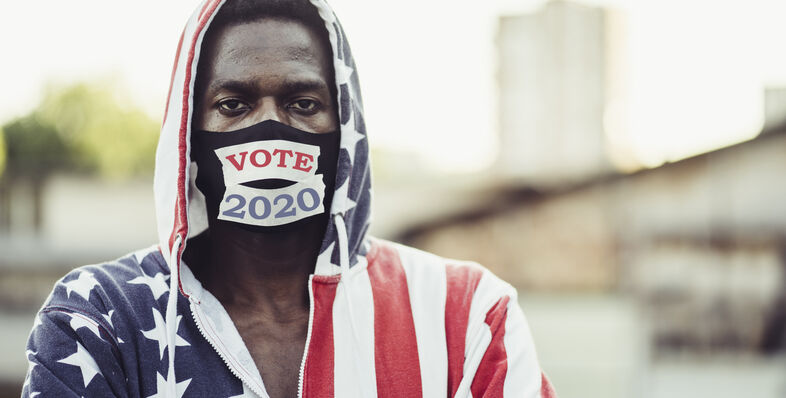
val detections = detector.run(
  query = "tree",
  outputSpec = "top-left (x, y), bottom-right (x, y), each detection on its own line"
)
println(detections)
top-left (0, 114), bottom-right (69, 231)
top-left (2, 114), bottom-right (70, 178)
top-left (0, 80), bottom-right (159, 233)
top-left (36, 82), bottom-right (159, 178)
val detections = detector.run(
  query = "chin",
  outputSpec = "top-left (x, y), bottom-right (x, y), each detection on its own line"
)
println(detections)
top-left (208, 214), bottom-right (328, 259)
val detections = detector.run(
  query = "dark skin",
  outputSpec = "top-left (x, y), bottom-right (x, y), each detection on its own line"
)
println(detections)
top-left (192, 18), bottom-right (338, 398)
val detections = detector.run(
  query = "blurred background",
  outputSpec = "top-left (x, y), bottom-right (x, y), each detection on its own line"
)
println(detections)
top-left (1, 0), bottom-right (785, 396)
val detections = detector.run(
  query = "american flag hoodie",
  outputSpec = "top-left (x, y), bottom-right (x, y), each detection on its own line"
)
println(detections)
top-left (22, 0), bottom-right (557, 397)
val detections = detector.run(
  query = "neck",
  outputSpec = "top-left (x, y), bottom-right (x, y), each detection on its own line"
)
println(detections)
top-left (192, 219), bottom-right (327, 321)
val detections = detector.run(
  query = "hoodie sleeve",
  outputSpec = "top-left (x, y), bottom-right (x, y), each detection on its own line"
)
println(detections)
top-left (22, 307), bottom-right (126, 397)
top-left (459, 276), bottom-right (557, 398)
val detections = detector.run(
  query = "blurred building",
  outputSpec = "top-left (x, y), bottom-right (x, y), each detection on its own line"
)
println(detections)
top-left (0, 175), bottom-right (157, 395)
top-left (764, 87), bottom-right (786, 130)
top-left (496, 0), bottom-right (623, 185)
top-left (402, 123), bottom-right (786, 353)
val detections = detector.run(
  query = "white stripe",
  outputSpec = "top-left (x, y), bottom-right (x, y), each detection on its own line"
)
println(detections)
top-left (455, 325), bottom-right (491, 398)
top-left (333, 267), bottom-right (377, 398)
top-left (455, 269), bottom-right (512, 397)
top-left (394, 244), bottom-right (449, 397)
top-left (503, 297), bottom-right (543, 398)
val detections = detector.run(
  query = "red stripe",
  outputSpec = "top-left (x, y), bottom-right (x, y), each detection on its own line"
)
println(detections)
top-left (197, 0), bottom-right (214, 22)
top-left (162, 29), bottom-right (185, 125)
top-left (303, 275), bottom-right (340, 398)
top-left (366, 242), bottom-right (423, 397)
top-left (445, 264), bottom-right (484, 398)
top-left (470, 296), bottom-right (510, 398)
top-left (541, 372), bottom-right (558, 398)
top-left (168, 0), bottom-right (222, 296)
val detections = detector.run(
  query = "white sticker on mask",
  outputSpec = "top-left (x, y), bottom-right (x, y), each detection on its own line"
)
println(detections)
top-left (217, 174), bottom-right (326, 227)
top-left (215, 140), bottom-right (320, 186)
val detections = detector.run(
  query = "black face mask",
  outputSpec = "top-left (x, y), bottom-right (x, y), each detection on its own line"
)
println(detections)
top-left (191, 120), bottom-right (339, 233)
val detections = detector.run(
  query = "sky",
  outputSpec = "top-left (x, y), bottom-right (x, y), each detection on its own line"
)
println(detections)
top-left (2, 0), bottom-right (786, 172)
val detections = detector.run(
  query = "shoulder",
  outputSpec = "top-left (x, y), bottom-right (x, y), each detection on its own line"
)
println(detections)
top-left (38, 245), bottom-right (169, 338)
top-left (365, 237), bottom-right (516, 305)
top-left (45, 245), bottom-right (167, 308)
top-left (25, 246), bottom-right (168, 396)
top-left (363, 239), bottom-right (547, 397)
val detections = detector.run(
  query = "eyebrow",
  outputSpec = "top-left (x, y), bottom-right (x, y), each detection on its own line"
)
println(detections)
top-left (206, 79), bottom-right (258, 96)
top-left (280, 79), bottom-right (329, 94)
top-left (205, 77), bottom-right (330, 98)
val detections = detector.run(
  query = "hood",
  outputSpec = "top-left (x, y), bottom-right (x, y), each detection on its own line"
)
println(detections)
top-left (153, 0), bottom-right (371, 298)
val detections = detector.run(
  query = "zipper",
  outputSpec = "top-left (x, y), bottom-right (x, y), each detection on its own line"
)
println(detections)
top-left (188, 296), bottom-right (269, 398)
top-left (297, 275), bottom-right (316, 398)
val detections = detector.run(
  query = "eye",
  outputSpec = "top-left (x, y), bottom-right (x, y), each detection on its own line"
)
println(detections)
top-left (288, 99), bottom-right (319, 114)
top-left (217, 99), bottom-right (249, 115)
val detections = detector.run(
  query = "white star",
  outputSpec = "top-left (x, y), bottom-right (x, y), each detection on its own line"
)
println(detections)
top-left (29, 393), bottom-right (40, 397)
top-left (57, 341), bottom-right (102, 388)
top-left (132, 246), bottom-right (155, 264)
top-left (128, 272), bottom-right (169, 300)
top-left (335, 61), bottom-right (355, 86)
top-left (332, 180), bottom-right (357, 215)
top-left (147, 372), bottom-right (191, 398)
top-left (102, 310), bottom-right (124, 343)
top-left (63, 272), bottom-right (99, 301)
top-left (340, 112), bottom-right (365, 165)
top-left (69, 313), bottom-right (102, 339)
top-left (102, 310), bottom-right (114, 328)
top-left (314, 242), bottom-right (340, 274)
top-left (227, 382), bottom-right (255, 398)
top-left (141, 308), bottom-right (190, 360)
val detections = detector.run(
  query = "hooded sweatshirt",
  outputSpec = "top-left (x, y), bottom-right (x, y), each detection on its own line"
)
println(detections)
top-left (22, 0), bottom-right (556, 397)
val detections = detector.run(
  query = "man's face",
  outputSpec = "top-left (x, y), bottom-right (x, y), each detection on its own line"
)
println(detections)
top-left (194, 18), bottom-right (338, 134)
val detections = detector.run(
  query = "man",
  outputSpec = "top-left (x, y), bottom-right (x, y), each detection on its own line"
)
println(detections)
top-left (23, 0), bottom-right (556, 397)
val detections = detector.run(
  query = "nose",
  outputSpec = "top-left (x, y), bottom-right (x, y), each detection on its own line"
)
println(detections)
top-left (253, 97), bottom-right (288, 125)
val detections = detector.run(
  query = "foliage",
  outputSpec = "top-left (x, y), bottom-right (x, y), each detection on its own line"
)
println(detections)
top-left (0, 81), bottom-right (160, 180)
top-left (37, 82), bottom-right (160, 178)
top-left (0, 127), bottom-right (5, 177)
top-left (1, 114), bottom-right (69, 180)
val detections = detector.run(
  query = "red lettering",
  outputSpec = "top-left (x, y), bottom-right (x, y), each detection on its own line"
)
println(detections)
top-left (273, 149), bottom-right (294, 168)
top-left (225, 151), bottom-right (248, 171)
top-left (250, 149), bottom-right (271, 167)
top-left (292, 152), bottom-right (314, 172)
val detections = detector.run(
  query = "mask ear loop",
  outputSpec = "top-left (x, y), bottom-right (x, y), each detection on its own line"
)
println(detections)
top-left (333, 213), bottom-right (372, 396)
top-left (165, 234), bottom-right (183, 396)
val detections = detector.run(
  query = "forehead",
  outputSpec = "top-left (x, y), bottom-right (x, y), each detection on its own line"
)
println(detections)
top-left (199, 18), bottom-right (332, 86)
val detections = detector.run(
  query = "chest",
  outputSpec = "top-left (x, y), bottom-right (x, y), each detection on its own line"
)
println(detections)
top-left (236, 320), bottom-right (308, 398)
